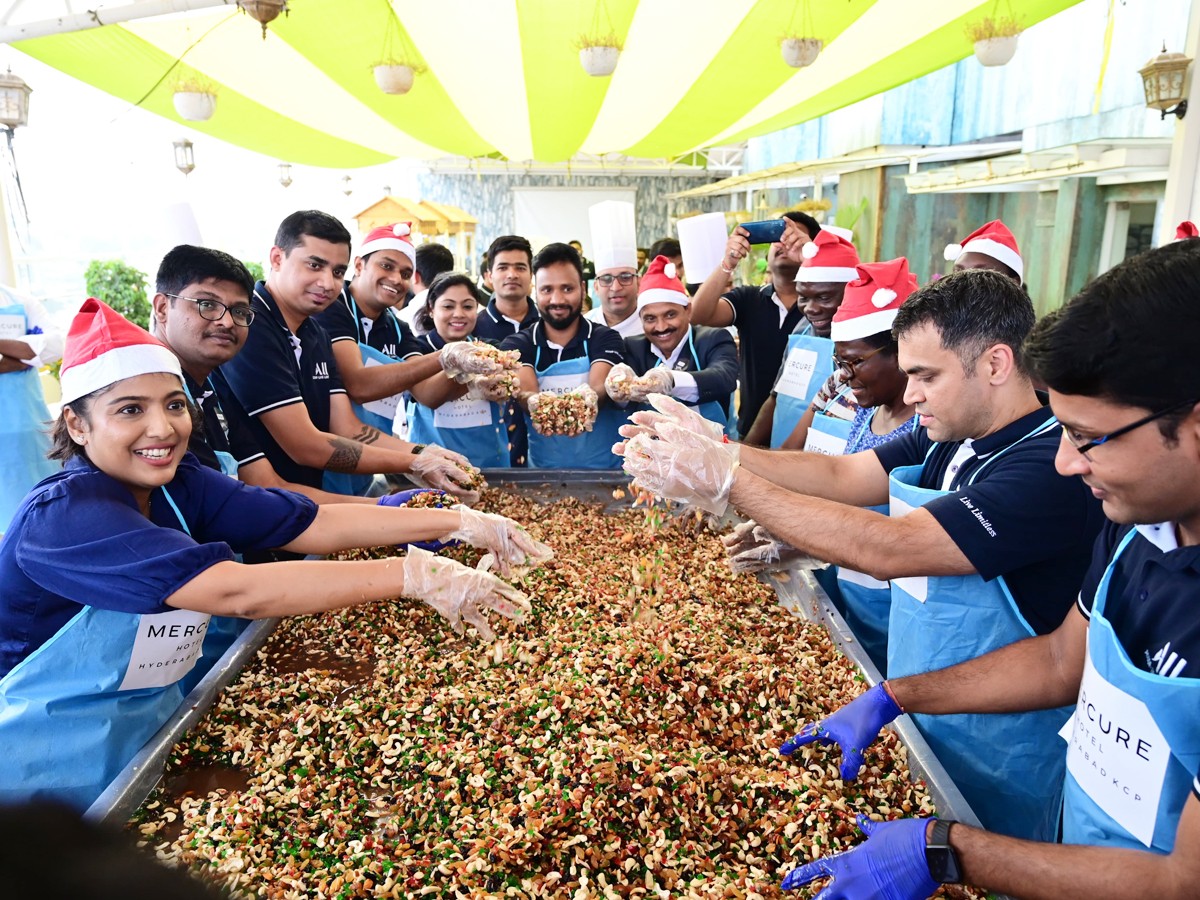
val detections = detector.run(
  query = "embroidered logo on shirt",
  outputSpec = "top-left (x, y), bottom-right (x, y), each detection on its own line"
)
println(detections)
top-left (313, 361), bottom-right (330, 379)
top-left (1148, 642), bottom-right (1188, 678)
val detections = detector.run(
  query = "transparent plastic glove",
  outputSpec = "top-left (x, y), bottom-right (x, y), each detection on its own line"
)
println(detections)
top-left (722, 520), bottom-right (824, 573)
top-left (529, 388), bottom-right (596, 437)
top-left (617, 392), bottom-right (725, 446)
top-left (440, 340), bottom-right (510, 380)
top-left (619, 420), bottom-right (739, 516)
top-left (627, 368), bottom-right (675, 403)
top-left (780, 682), bottom-right (903, 781)
top-left (408, 449), bottom-right (483, 505)
top-left (605, 363), bottom-right (639, 405)
top-left (445, 505), bottom-right (554, 577)
top-left (377, 488), bottom-right (453, 550)
top-left (402, 546), bottom-right (532, 642)
top-left (568, 384), bottom-right (599, 432)
top-left (781, 815), bottom-right (938, 899)
top-left (466, 371), bottom-right (518, 403)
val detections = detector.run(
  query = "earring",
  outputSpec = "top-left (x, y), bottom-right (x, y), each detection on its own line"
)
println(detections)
top-left (72, 434), bottom-right (85, 445)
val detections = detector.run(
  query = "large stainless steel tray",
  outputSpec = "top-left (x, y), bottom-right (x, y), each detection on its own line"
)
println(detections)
top-left (87, 470), bottom-right (981, 834)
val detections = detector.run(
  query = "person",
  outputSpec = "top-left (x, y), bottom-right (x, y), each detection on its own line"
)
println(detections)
top-left (688, 212), bottom-right (820, 440)
top-left (617, 268), bottom-right (1106, 840)
top-left (472, 235), bottom-right (539, 465)
top-left (604, 254), bottom-right (737, 433)
top-left (944, 219), bottom-right (1024, 283)
top-left (0, 299), bottom-right (552, 809)
top-left (743, 228), bottom-right (861, 447)
top-left (647, 237), bottom-right (685, 287)
top-left (774, 238), bottom-right (1200, 900)
top-left (636, 246), bottom-right (649, 272)
top-left (214, 210), bottom-right (483, 499)
top-left (405, 272), bottom-right (510, 469)
top-left (477, 250), bottom-right (493, 300)
top-left (313, 224), bottom-right (449, 465)
top-left (498, 242), bottom-right (625, 469)
top-left (568, 239), bottom-right (596, 294)
top-left (0, 287), bottom-right (63, 534)
top-left (584, 200), bottom-right (644, 338)
top-left (398, 240), bottom-right (455, 335)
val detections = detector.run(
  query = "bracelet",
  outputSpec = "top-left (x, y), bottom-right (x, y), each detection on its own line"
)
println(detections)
top-left (719, 261), bottom-right (736, 275)
top-left (882, 679), bottom-right (905, 712)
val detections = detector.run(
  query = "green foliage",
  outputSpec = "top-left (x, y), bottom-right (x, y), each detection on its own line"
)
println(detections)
top-left (835, 197), bottom-right (870, 233)
top-left (84, 259), bottom-right (150, 329)
top-left (242, 260), bottom-right (264, 282)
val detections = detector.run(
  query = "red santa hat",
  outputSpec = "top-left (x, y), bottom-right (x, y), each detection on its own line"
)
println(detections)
top-left (795, 230), bottom-right (861, 283)
top-left (636, 255), bottom-right (691, 311)
top-left (359, 222), bottom-right (416, 266)
top-left (60, 298), bottom-right (182, 405)
top-left (943, 220), bottom-right (1023, 280)
top-left (830, 258), bottom-right (919, 343)
top-left (1175, 221), bottom-right (1199, 241)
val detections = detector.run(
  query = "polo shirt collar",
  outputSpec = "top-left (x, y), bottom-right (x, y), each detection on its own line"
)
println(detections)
top-left (1136, 522), bottom-right (1179, 552)
top-left (253, 281), bottom-right (312, 338)
top-left (534, 317), bottom-right (591, 352)
top-left (650, 326), bottom-right (692, 369)
top-left (970, 405), bottom-right (1055, 459)
top-left (486, 297), bottom-right (538, 328)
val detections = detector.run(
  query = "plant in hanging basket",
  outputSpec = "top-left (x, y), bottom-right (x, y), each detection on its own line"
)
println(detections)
top-left (172, 78), bottom-right (217, 122)
top-left (780, 36), bottom-right (824, 68)
top-left (576, 32), bottom-right (623, 77)
top-left (966, 16), bottom-right (1023, 67)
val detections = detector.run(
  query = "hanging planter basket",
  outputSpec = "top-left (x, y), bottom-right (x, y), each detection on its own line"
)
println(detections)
top-left (579, 45), bottom-right (620, 77)
top-left (373, 63), bottom-right (416, 95)
top-left (173, 90), bottom-right (217, 122)
top-left (973, 34), bottom-right (1020, 66)
top-left (781, 37), bottom-right (823, 68)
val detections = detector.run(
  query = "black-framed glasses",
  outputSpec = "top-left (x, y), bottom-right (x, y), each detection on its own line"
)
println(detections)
top-left (1062, 397), bottom-right (1199, 458)
top-left (594, 272), bottom-right (638, 287)
top-left (832, 344), bottom-right (889, 380)
top-left (166, 293), bottom-right (255, 327)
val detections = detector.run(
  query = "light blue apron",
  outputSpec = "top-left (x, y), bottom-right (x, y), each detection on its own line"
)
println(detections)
top-left (887, 415), bottom-right (1072, 841)
top-left (324, 299), bottom-right (406, 496)
top-left (527, 340), bottom-right (624, 470)
top-left (771, 325), bottom-right (834, 449)
top-left (0, 302), bottom-right (59, 534)
top-left (408, 338), bottom-right (507, 469)
top-left (1060, 529), bottom-right (1200, 852)
top-left (0, 486), bottom-right (234, 809)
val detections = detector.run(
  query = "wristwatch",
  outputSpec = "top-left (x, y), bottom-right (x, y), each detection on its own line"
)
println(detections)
top-left (411, 444), bottom-right (426, 455)
top-left (925, 819), bottom-right (963, 884)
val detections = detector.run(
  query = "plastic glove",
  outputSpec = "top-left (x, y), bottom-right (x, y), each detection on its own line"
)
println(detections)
top-left (619, 420), bottom-right (739, 516)
top-left (605, 363), bottom-right (639, 405)
top-left (409, 448), bottom-right (483, 505)
top-left (402, 546), bottom-right (532, 642)
top-left (439, 341), bottom-right (510, 380)
top-left (466, 371), bottom-right (519, 403)
top-left (377, 489), bottom-right (453, 550)
top-left (617, 392), bottom-right (725, 447)
top-left (569, 384), bottom-right (599, 432)
top-left (529, 387), bottom-right (597, 437)
top-left (627, 368), bottom-right (675, 403)
top-left (445, 505), bottom-right (554, 577)
top-left (780, 682), bottom-right (903, 781)
top-left (722, 520), bottom-right (825, 573)
top-left (781, 815), bottom-right (938, 899)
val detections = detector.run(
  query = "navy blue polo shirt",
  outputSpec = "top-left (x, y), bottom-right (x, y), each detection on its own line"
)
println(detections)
top-left (473, 297), bottom-right (540, 346)
top-left (500, 318), bottom-right (625, 372)
top-left (184, 370), bottom-right (264, 473)
top-left (873, 405), bottom-right (1106, 634)
top-left (721, 284), bottom-right (805, 436)
top-left (215, 282), bottom-right (346, 488)
top-left (314, 283), bottom-right (424, 360)
top-left (1078, 521), bottom-right (1200, 678)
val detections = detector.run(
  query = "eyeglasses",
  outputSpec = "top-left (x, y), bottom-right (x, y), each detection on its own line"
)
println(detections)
top-left (1062, 397), bottom-right (1199, 458)
top-left (594, 272), bottom-right (638, 287)
top-left (166, 293), bottom-right (255, 327)
top-left (832, 344), bottom-right (889, 380)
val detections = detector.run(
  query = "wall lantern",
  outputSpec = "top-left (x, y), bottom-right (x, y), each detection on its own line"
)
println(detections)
top-left (1140, 43), bottom-right (1191, 119)
top-left (173, 137), bottom-right (195, 175)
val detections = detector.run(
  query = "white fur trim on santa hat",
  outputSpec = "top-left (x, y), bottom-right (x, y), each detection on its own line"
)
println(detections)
top-left (359, 234), bottom-right (417, 266)
top-left (958, 237), bottom-right (1023, 279)
top-left (60, 343), bottom-right (182, 405)
top-left (871, 288), bottom-right (897, 308)
top-left (943, 242), bottom-right (963, 262)
top-left (795, 266), bottom-right (859, 284)
top-left (823, 225), bottom-right (855, 242)
top-left (829, 309), bottom-right (899, 343)
top-left (801, 242), bottom-right (818, 260)
top-left (636, 288), bottom-right (690, 312)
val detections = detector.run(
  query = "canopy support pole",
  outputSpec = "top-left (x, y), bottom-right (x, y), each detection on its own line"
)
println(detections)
top-left (0, 0), bottom-right (232, 44)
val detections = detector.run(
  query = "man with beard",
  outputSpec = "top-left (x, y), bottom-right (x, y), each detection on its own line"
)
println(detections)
top-left (499, 242), bottom-right (625, 469)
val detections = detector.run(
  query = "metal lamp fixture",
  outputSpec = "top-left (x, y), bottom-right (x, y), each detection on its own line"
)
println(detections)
top-left (238, 0), bottom-right (288, 39)
top-left (173, 137), bottom-right (195, 175)
top-left (1140, 43), bottom-right (1191, 120)
top-left (341, 175), bottom-right (352, 196)
top-left (0, 68), bottom-right (32, 130)
top-left (278, 162), bottom-right (293, 187)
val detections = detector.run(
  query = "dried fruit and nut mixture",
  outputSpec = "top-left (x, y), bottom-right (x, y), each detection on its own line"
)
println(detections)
top-left (131, 490), bottom-right (982, 900)
top-left (530, 392), bottom-right (595, 436)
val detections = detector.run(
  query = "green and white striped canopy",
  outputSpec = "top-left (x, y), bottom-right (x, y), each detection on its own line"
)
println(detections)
top-left (13, 0), bottom-right (1079, 166)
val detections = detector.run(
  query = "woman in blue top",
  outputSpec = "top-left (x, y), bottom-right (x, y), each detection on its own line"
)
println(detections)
top-left (0, 299), bottom-right (550, 809)
top-left (405, 272), bottom-right (511, 469)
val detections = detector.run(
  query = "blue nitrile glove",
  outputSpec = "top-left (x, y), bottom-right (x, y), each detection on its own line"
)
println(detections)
top-left (780, 682), bottom-right (902, 781)
top-left (377, 489), bottom-right (455, 551)
top-left (781, 815), bottom-right (939, 899)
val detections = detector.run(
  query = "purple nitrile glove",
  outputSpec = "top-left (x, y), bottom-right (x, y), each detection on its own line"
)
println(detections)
top-left (781, 815), bottom-right (939, 898)
top-left (377, 489), bottom-right (454, 550)
top-left (780, 682), bottom-right (902, 781)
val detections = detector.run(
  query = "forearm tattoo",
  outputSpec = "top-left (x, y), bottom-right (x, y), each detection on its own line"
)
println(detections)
top-left (325, 436), bottom-right (364, 472)
top-left (348, 425), bottom-right (383, 445)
